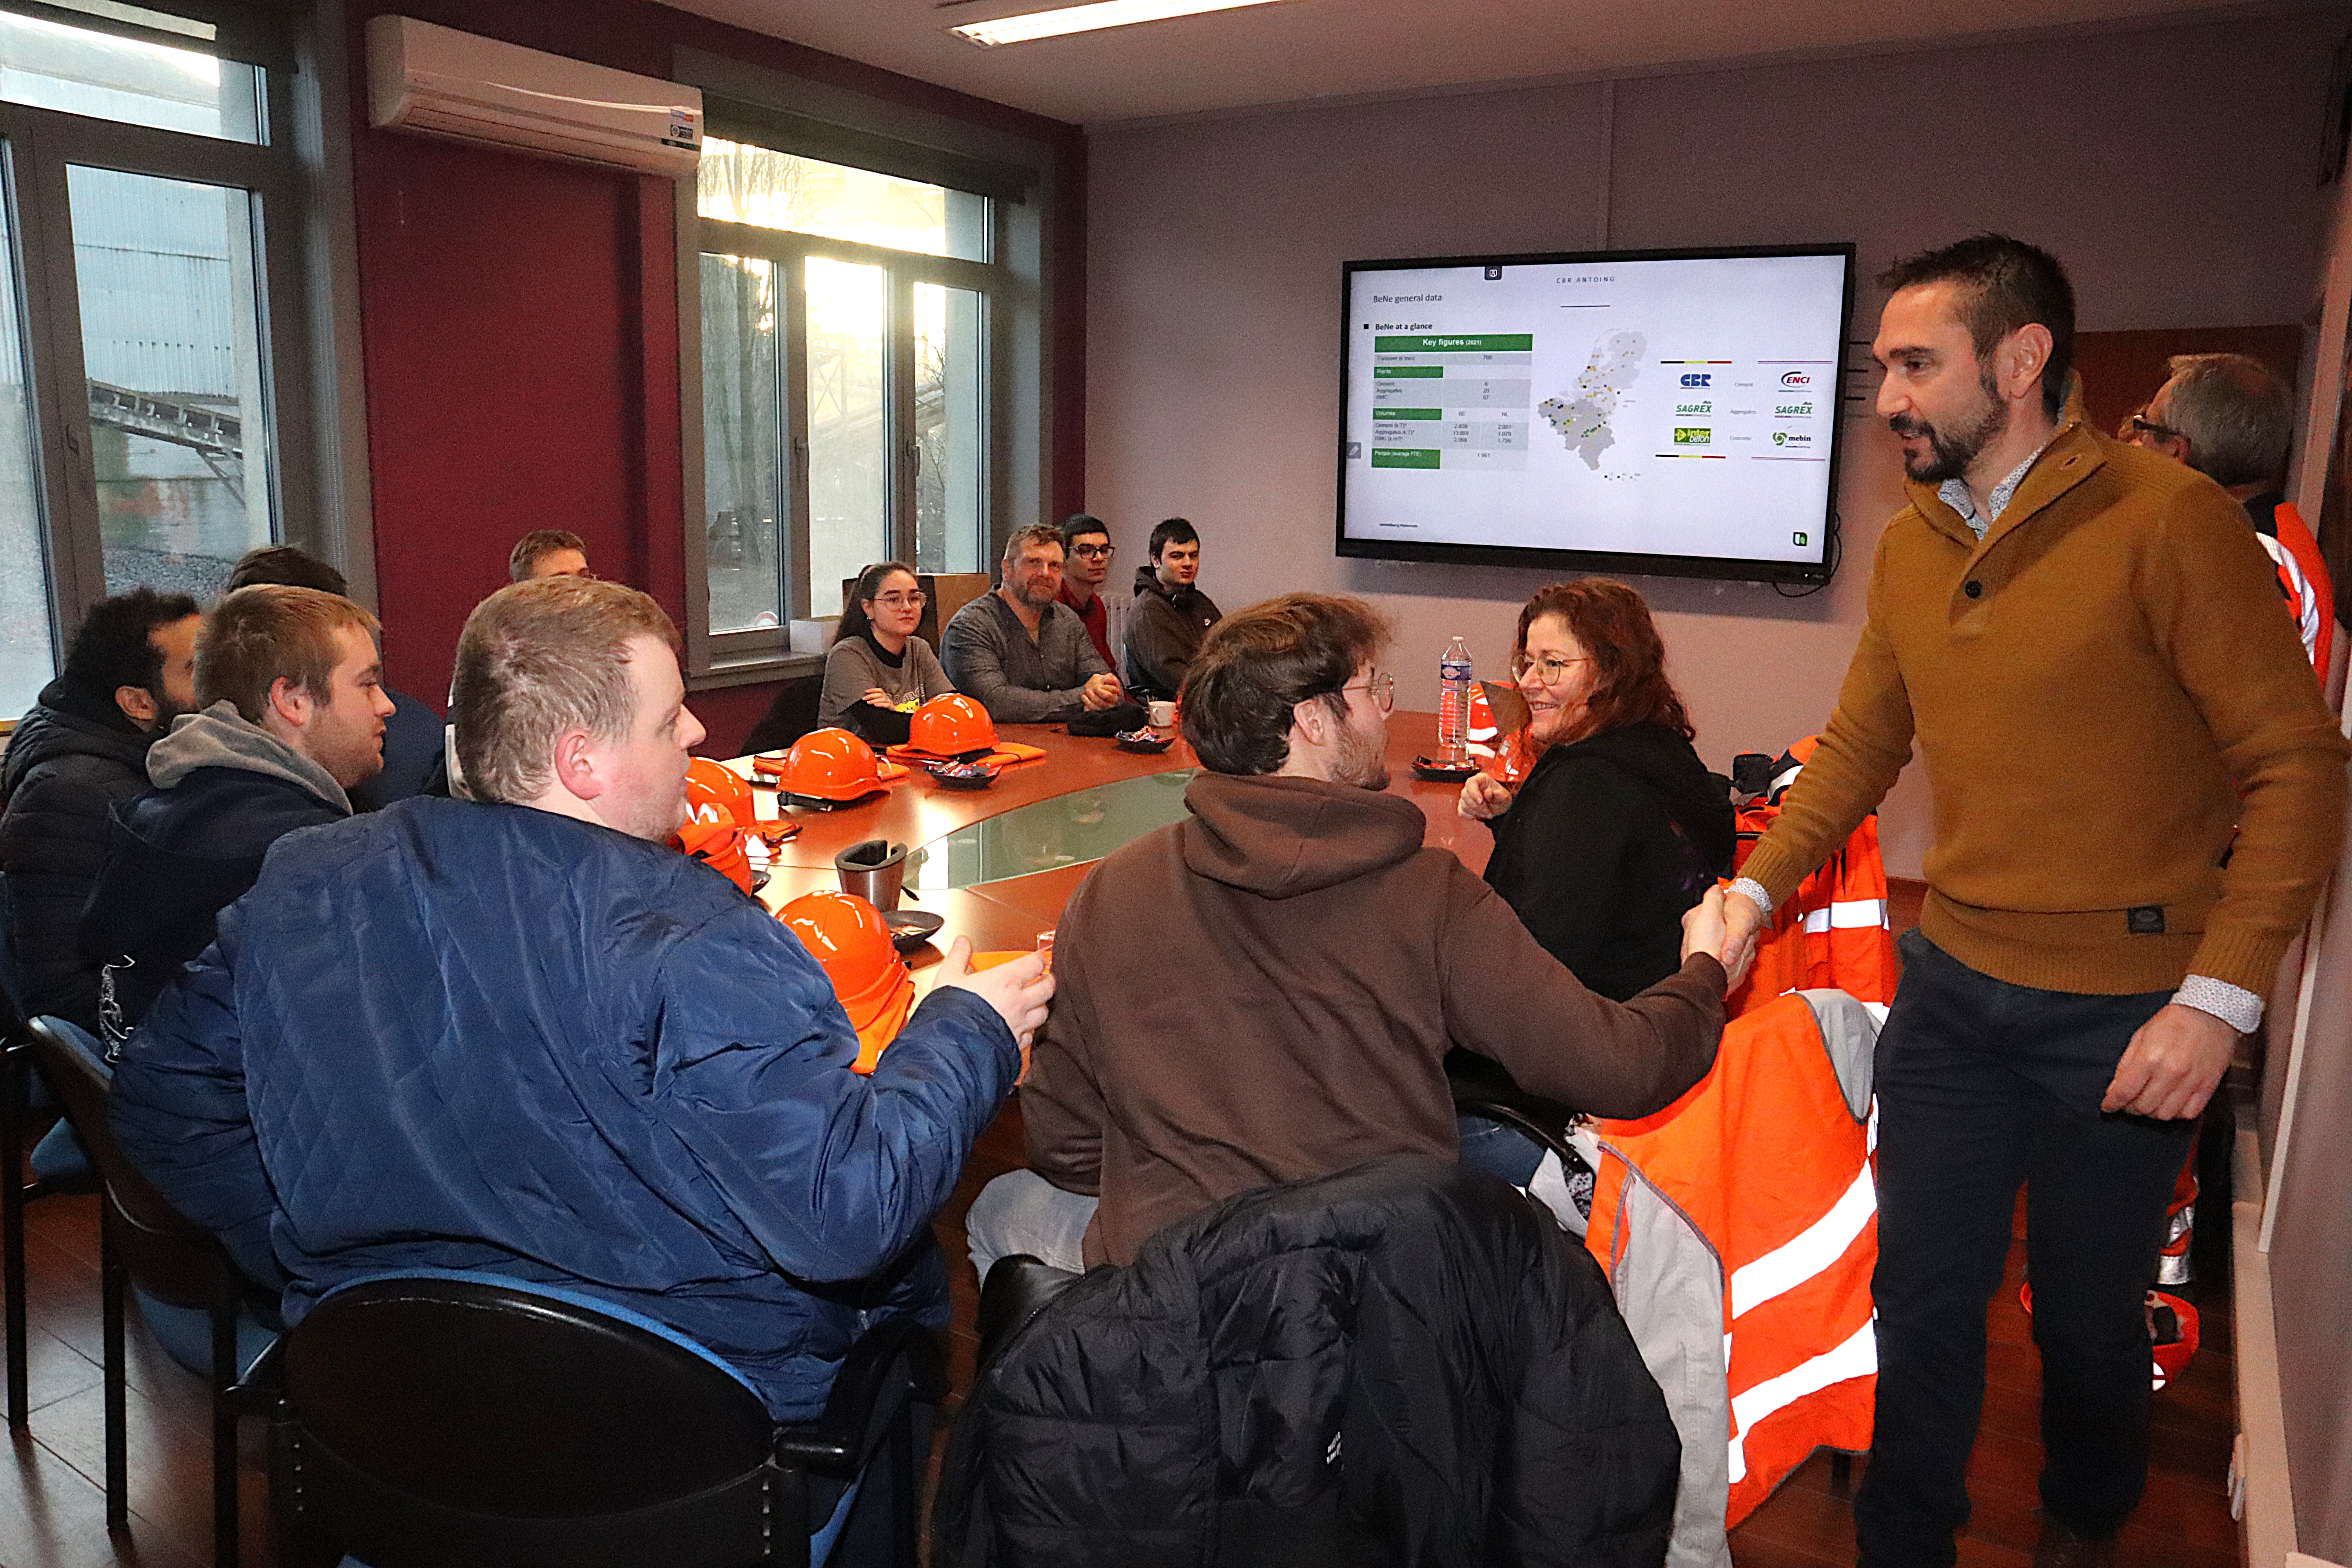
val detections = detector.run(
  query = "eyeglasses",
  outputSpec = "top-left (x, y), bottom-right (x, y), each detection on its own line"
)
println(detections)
top-left (872, 592), bottom-right (927, 609)
top-left (1510, 653), bottom-right (1592, 684)
top-left (2125, 414), bottom-right (2181, 443)
top-left (1338, 672), bottom-right (1396, 713)
top-left (1070, 543), bottom-right (1115, 559)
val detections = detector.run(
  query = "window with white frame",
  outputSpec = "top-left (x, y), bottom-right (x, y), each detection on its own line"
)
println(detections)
top-left (687, 98), bottom-right (1038, 672)
top-left (0, 0), bottom-right (316, 719)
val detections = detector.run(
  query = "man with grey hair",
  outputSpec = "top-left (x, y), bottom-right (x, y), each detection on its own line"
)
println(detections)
top-left (940, 522), bottom-right (1125, 722)
top-left (112, 575), bottom-right (1051, 1469)
top-left (2128, 352), bottom-right (2333, 671)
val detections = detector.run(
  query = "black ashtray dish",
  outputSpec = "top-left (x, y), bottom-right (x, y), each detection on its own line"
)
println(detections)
top-left (1411, 756), bottom-right (1480, 783)
top-left (1115, 728), bottom-right (1173, 754)
top-left (928, 758), bottom-right (999, 789)
top-left (882, 909), bottom-right (944, 953)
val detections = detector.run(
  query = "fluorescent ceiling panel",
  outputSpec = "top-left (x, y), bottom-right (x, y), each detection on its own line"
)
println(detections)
top-left (951, 0), bottom-right (1287, 48)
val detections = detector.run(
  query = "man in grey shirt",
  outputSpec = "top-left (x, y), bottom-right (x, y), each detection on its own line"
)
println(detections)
top-left (942, 525), bottom-right (1124, 724)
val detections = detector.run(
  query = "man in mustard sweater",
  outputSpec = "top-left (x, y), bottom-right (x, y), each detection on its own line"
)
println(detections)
top-left (1723, 236), bottom-right (2347, 1568)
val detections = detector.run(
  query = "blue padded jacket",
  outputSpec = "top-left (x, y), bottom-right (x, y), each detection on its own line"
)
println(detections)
top-left (109, 795), bottom-right (1020, 1419)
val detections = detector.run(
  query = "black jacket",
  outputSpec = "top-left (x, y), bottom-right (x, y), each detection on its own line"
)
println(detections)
top-left (1123, 565), bottom-right (1223, 701)
top-left (80, 705), bottom-right (349, 1038)
top-left (1484, 722), bottom-right (1735, 1004)
top-left (0, 679), bottom-right (157, 1030)
top-left (938, 1156), bottom-right (1679, 1568)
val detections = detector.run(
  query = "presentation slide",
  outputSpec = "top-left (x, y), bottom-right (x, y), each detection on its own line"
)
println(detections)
top-left (1338, 250), bottom-right (1852, 574)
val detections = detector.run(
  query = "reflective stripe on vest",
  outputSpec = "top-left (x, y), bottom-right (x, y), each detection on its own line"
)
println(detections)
top-left (1586, 992), bottom-right (1879, 1535)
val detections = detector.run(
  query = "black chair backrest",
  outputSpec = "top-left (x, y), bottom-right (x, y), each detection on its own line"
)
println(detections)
top-left (282, 1276), bottom-right (775, 1518)
top-left (740, 674), bottom-right (824, 755)
top-left (25, 1016), bottom-right (226, 1307)
top-left (976, 1255), bottom-right (1081, 1369)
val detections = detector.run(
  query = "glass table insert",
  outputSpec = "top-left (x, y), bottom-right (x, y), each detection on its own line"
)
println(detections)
top-left (910, 768), bottom-right (1198, 890)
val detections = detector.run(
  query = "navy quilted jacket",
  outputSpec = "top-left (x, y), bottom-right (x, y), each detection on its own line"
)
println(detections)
top-left (109, 796), bottom-right (1021, 1420)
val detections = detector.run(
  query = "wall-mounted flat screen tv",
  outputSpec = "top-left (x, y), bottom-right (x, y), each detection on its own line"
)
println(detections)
top-left (1336, 244), bottom-right (1857, 585)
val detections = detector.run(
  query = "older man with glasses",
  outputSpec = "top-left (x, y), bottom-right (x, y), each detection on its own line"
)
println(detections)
top-left (963, 592), bottom-right (1730, 1279)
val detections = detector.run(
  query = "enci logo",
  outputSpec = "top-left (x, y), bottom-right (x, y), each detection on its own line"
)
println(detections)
top-left (1780, 370), bottom-right (1811, 387)
top-left (1680, 372), bottom-right (1711, 388)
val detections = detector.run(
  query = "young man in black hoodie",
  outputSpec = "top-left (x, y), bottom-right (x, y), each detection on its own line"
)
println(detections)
top-left (1122, 517), bottom-right (1223, 701)
top-left (0, 588), bottom-right (199, 1031)
top-left (80, 584), bottom-right (392, 1039)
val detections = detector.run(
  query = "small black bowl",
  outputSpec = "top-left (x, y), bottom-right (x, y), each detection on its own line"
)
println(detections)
top-left (929, 758), bottom-right (999, 789)
top-left (882, 909), bottom-right (945, 953)
top-left (1115, 728), bottom-right (1174, 754)
top-left (1411, 756), bottom-right (1480, 783)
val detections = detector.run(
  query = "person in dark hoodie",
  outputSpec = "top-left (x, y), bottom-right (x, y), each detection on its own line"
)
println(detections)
top-left (0, 588), bottom-right (200, 1032)
top-left (1452, 578), bottom-right (1737, 1180)
top-left (965, 592), bottom-right (1731, 1277)
top-left (1122, 517), bottom-right (1223, 701)
top-left (80, 584), bottom-right (391, 1040)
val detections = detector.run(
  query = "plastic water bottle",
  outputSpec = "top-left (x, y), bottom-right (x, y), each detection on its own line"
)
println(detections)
top-left (1438, 635), bottom-right (1475, 761)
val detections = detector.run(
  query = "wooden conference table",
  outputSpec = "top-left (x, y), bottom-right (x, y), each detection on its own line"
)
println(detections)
top-left (733, 711), bottom-right (1492, 967)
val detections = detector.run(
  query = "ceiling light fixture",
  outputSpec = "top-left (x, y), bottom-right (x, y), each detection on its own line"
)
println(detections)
top-left (951, 0), bottom-right (1287, 48)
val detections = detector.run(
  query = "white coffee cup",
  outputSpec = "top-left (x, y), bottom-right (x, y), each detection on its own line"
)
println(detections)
top-left (1148, 700), bottom-right (1177, 730)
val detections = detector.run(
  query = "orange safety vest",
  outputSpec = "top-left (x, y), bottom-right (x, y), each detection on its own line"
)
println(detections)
top-left (2257, 499), bottom-right (2333, 675)
top-left (1582, 989), bottom-right (1879, 1553)
top-left (1728, 739), bottom-right (1898, 1017)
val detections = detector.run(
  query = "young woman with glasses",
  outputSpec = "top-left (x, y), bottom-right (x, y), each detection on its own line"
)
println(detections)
top-left (820, 561), bottom-right (958, 746)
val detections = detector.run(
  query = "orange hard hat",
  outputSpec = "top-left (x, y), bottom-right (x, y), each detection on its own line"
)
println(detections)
top-left (908, 693), bottom-right (997, 759)
top-left (777, 890), bottom-right (915, 1073)
top-left (673, 817), bottom-right (755, 895)
top-left (779, 727), bottom-right (883, 806)
top-left (684, 756), bottom-right (755, 829)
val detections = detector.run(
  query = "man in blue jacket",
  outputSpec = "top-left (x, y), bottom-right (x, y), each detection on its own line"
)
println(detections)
top-left (110, 574), bottom-right (1051, 1422)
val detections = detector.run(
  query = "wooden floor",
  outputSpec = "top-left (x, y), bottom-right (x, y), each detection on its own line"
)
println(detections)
top-left (1, 877), bottom-right (2245, 1567)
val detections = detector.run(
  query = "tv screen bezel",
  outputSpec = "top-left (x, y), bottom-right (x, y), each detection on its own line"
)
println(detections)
top-left (1334, 241), bottom-right (1859, 586)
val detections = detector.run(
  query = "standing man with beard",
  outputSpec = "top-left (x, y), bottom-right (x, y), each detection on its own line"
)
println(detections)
top-left (1722, 236), bottom-right (2346, 1568)
top-left (964, 593), bottom-right (1730, 1277)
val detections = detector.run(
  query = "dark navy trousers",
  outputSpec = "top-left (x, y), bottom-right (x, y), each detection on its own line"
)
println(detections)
top-left (1855, 929), bottom-right (2194, 1567)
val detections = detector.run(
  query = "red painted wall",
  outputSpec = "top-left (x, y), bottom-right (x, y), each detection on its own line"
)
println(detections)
top-left (345, 0), bottom-right (1086, 751)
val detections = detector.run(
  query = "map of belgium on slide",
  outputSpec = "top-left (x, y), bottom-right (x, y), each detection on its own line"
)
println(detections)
top-left (1539, 330), bottom-right (1646, 469)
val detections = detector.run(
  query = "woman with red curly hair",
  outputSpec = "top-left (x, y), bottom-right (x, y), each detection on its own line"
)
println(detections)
top-left (1450, 580), bottom-right (1736, 1183)
top-left (1461, 579), bottom-right (1735, 998)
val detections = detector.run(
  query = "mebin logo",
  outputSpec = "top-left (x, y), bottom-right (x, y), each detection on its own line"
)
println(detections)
top-left (1679, 372), bottom-right (1712, 388)
top-left (1673, 426), bottom-right (1713, 446)
top-left (1675, 401), bottom-right (1713, 416)
top-left (1771, 430), bottom-right (1815, 448)
top-left (1779, 370), bottom-right (1812, 388)
top-left (1774, 402), bottom-right (1813, 416)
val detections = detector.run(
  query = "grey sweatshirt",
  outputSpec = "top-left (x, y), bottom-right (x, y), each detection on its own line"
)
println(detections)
top-left (818, 634), bottom-right (955, 729)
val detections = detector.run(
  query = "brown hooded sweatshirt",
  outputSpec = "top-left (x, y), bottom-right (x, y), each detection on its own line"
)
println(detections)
top-left (1021, 770), bottom-right (1726, 1266)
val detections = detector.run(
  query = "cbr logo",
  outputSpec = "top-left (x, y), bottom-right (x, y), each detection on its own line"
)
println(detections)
top-left (1780, 370), bottom-right (1811, 387)
top-left (1680, 372), bottom-right (1711, 388)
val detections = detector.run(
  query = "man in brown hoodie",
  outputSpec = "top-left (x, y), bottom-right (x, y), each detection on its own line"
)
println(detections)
top-left (966, 593), bottom-right (1730, 1277)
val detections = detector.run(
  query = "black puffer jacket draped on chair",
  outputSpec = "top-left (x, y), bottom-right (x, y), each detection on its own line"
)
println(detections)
top-left (939, 1156), bottom-right (1679, 1568)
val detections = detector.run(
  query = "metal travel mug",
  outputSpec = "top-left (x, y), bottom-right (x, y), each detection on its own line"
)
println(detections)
top-left (834, 839), bottom-right (909, 912)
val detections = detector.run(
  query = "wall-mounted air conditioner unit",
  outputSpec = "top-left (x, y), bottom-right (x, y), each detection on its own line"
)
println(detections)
top-left (366, 16), bottom-right (703, 179)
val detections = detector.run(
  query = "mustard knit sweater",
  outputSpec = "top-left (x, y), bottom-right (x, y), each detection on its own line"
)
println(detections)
top-left (1743, 419), bottom-right (2348, 997)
